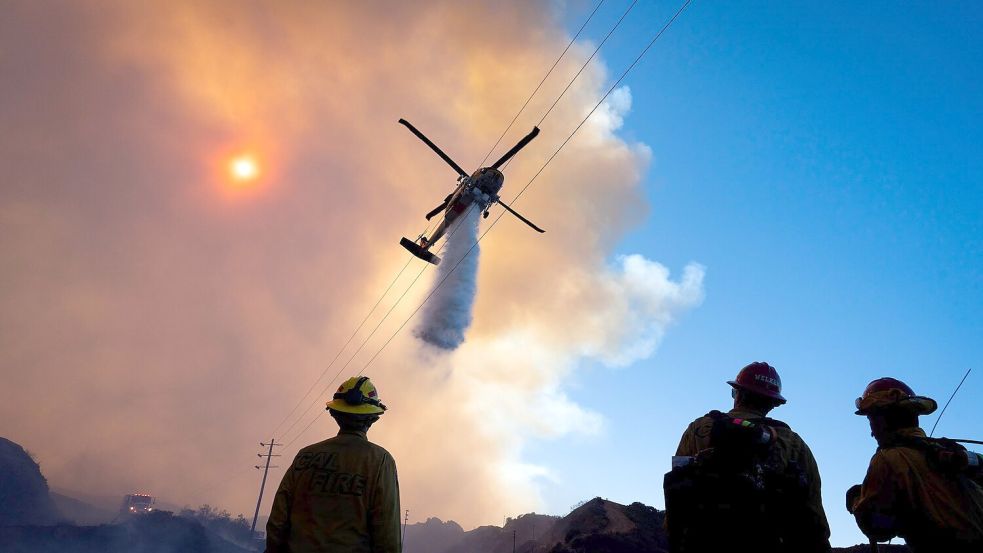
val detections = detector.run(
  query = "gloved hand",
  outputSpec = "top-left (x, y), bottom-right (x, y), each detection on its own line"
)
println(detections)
top-left (845, 484), bottom-right (862, 513)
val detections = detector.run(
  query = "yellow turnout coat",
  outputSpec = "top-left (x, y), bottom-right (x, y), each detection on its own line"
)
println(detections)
top-left (266, 430), bottom-right (401, 553)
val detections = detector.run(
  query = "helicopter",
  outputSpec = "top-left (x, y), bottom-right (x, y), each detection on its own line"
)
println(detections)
top-left (397, 118), bottom-right (545, 265)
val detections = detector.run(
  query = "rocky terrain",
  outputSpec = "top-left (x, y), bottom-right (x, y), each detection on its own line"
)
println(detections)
top-left (835, 547), bottom-right (910, 553)
top-left (0, 436), bottom-right (251, 553)
top-left (2, 435), bottom-right (914, 552)
top-left (404, 497), bottom-right (910, 553)
top-left (0, 511), bottom-right (251, 553)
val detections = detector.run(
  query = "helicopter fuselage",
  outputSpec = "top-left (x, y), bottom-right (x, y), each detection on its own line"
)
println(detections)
top-left (424, 167), bottom-right (504, 247)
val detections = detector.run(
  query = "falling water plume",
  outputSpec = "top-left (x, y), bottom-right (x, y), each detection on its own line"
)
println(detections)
top-left (414, 207), bottom-right (481, 349)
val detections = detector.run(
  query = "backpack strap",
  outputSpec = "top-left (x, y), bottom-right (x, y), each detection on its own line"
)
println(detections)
top-left (758, 416), bottom-right (790, 431)
top-left (705, 410), bottom-right (790, 431)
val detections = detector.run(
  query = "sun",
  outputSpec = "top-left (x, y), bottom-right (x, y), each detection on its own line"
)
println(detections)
top-left (228, 155), bottom-right (259, 184)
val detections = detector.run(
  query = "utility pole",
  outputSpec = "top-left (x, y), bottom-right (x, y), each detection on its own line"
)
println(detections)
top-left (402, 509), bottom-right (409, 546)
top-left (513, 529), bottom-right (516, 553)
top-left (250, 439), bottom-right (282, 538)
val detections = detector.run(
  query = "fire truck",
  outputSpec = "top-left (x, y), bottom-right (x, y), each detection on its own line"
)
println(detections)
top-left (119, 493), bottom-right (155, 515)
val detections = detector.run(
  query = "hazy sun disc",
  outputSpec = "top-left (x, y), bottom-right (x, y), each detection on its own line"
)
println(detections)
top-left (229, 156), bottom-right (259, 183)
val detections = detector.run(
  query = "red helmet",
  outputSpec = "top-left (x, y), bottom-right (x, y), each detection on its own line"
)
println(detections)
top-left (855, 377), bottom-right (937, 415)
top-left (728, 362), bottom-right (786, 404)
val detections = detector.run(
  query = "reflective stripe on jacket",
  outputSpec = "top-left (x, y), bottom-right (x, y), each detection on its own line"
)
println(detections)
top-left (266, 430), bottom-right (401, 553)
top-left (851, 427), bottom-right (983, 552)
top-left (675, 407), bottom-right (831, 550)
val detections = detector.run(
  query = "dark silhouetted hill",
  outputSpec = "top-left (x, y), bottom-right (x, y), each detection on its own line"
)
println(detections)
top-left (0, 510), bottom-right (252, 553)
top-left (0, 437), bottom-right (62, 526)
top-left (49, 491), bottom-right (116, 525)
top-left (405, 497), bottom-right (912, 553)
top-left (529, 498), bottom-right (666, 553)
top-left (405, 499), bottom-right (657, 553)
top-left (446, 512), bottom-right (557, 553)
top-left (0, 437), bottom-right (252, 553)
top-left (835, 546), bottom-right (910, 552)
top-left (404, 517), bottom-right (464, 553)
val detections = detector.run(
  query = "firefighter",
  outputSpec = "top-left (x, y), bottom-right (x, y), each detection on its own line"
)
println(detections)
top-left (266, 376), bottom-right (401, 553)
top-left (666, 361), bottom-right (831, 553)
top-left (847, 377), bottom-right (983, 552)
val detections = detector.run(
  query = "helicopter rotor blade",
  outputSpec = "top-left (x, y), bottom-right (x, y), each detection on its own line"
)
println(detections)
top-left (490, 126), bottom-right (540, 170)
top-left (398, 119), bottom-right (469, 178)
top-left (497, 199), bottom-right (545, 233)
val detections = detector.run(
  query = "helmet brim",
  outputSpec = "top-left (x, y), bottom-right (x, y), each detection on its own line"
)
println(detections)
top-left (728, 380), bottom-right (787, 404)
top-left (854, 395), bottom-right (937, 416)
top-left (326, 400), bottom-right (386, 415)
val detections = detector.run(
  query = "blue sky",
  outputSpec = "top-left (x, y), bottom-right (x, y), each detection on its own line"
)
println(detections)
top-left (534, 0), bottom-right (981, 546)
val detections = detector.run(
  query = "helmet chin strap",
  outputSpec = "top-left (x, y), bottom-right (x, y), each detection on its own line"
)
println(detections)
top-left (335, 377), bottom-right (369, 404)
top-left (332, 376), bottom-right (387, 411)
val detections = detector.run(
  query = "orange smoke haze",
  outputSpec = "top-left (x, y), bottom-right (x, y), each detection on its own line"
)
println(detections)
top-left (0, 1), bottom-right (703, 527)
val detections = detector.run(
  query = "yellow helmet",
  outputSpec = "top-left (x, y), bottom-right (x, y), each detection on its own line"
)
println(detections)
top-left (854, 377), bottom-right (937, 416)
top-left (326, 376), bottom-right (387, 415)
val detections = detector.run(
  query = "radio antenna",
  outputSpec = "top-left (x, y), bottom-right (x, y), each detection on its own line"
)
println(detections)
top-left (930, 368), bottom-right (972, 437)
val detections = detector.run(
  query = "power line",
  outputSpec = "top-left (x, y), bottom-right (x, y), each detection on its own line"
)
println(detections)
top-left (279, 4), bottom-right (645, 442)
top-left (269, 255), bottom-right (416, 438)
top-left (478, 0), bottom-right (607, 168)
top-left (275, 18), bottom-right (592, 431)
top-left (353, 0), bottom-right (694, 379)
top-left (280, 204), bottom-right (481, 447)
top-left (278, 262), bottom-right (431, 443)
top-left (274, 206), bottom-right (477, 442)
top-left (500, 0), bottom-right (638, 175)
top-left (930, 368), bottom-right (972, 437)
top-left (277, 0), bottom-right (693, 448)
top-left (271, 3), bottom-right (610, 439)
top-left (498, 0), bottom-right (637, 175)
top-left (536, 0), bottom-right (637, 128)
top-left (266, 192), bottom-right (445, 438)
top-left (512, 0), bottom-right (693, 203)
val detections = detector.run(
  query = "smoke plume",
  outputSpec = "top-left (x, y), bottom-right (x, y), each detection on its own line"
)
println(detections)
top-left (0, 0), bottom-right (704, 528)
top-left (414, 206), bottom-right (481, 350)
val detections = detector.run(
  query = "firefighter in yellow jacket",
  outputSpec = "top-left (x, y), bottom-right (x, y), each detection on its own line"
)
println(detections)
top-left (847, 377), bottom-right (983, 552)
top-left (266, 376), bottom-right (401, 553)
top-left (667, 361), bottom-right (831, 553)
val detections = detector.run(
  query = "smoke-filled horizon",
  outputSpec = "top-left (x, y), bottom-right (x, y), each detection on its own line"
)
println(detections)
top-left (0, 0), bottom-right (704, 528)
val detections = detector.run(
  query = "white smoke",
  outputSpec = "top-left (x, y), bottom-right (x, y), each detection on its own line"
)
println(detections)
top-left (0, 0), bottom-right (708, 529)
top-left (413, 205), bottom-right (482, 350)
